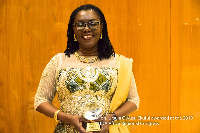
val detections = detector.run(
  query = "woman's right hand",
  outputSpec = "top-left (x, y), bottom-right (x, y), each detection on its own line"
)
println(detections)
top-left (67, 115), bottom-right (92, 133)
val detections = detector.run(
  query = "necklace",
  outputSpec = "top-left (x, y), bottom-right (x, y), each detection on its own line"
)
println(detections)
top-left (75, 52), bottom-right (99, 63)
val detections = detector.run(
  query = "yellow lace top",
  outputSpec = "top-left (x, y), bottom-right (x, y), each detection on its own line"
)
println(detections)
top-left (34, 53), bottom-right (140, 132)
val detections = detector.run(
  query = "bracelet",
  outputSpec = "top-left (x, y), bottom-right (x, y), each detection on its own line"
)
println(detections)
top-left (54, 110), bottom-right (61, 122)
top-left (111, 112), bottom-right (118, 120)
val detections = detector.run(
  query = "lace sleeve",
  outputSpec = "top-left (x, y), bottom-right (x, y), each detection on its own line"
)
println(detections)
top-left (127, 73), bottom-right (140, 110)
top-left (34, 54), bottom-right (60, 110)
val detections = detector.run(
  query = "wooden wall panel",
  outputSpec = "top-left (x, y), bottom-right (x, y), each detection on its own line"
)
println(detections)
top-left (171, 0), bottom-right (200, 133)
top-left (0, 0), bottom-right (199, 132)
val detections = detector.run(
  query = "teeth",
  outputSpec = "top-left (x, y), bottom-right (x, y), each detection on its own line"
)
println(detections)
top-left (83, 35), bottom-right (92, 39)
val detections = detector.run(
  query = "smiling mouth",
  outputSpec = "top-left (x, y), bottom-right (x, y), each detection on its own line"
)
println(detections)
top-left (82, 35), bottom-right (94, 39)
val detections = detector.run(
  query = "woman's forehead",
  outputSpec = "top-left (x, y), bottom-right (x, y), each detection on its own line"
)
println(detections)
top-left (75, 10), bottom-right (100, 21)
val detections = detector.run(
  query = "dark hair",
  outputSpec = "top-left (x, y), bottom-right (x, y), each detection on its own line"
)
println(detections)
top-left (64, 4), bottom-right (115, 60)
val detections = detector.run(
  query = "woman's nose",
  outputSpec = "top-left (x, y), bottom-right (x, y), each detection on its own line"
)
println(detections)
top-left (83, 24), bottom-right (91, 31)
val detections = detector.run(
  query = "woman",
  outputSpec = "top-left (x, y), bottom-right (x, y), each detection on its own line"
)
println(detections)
top-left (34, 4), bottom-right (139, 133)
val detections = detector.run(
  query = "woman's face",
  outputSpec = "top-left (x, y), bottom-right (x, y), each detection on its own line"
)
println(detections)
top-left (73, 9), bottom-right (102, 51)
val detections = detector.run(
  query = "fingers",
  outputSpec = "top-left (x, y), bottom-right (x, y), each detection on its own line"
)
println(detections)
top-left (78, 125), bottom-right (87, 133)
top-left (77, 116), bottom-right (94, 133)
top-left (69, 115), bottom-right (88, 133)
top-left (74, 115), bottom-right (108, 133)
top-left (73, 122), bottom-right (89, 133)
top-left (81, 116), bottom-right (92, 123)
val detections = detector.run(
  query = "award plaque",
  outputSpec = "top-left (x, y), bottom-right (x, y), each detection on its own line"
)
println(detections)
top-left (82, 105), bottom-right (103, 131)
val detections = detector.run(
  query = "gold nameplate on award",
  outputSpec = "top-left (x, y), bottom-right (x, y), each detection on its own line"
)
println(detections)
top-left (86, 122), bottom-right (101, 132)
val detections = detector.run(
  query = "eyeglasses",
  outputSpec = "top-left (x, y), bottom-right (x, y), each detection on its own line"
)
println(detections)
top-left (73, 21), bottom-right (100, 31)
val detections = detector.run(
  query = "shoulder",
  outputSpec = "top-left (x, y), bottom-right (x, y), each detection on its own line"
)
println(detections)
top-left (49, 53), bottom-right (73, 68)
top-left (48, 53), bottom-right (66, 66)
top-left (53, 53), bottom-right (65, 58)
top-left (50, 53), bottom-right (66, 60)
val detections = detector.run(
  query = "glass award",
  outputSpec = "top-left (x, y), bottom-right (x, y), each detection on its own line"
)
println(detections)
top-left (82, 102), bottom-right (103, 132)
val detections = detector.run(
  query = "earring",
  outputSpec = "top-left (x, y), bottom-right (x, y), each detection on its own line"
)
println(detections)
top-left (74, 34), bottom-right (77, 41)
top-left (100, 33), bottom-right (102, 39)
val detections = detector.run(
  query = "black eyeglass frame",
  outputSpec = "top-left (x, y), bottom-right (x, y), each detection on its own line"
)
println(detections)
top-left (73, 21), bottom-right (101, 31)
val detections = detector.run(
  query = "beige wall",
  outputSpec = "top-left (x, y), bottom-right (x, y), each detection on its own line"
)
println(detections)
top-left (0, 0), bottom-right (199, 132)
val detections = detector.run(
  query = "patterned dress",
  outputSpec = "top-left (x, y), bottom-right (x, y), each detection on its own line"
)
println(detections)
top-left (34, 53), bottom-right (140, 133)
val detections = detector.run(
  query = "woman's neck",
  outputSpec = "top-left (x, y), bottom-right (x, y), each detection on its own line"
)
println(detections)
top-left (77, 48), bottom-right (98, 56)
